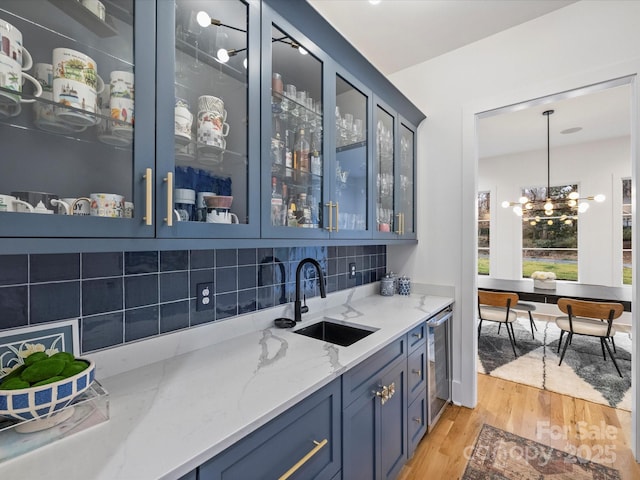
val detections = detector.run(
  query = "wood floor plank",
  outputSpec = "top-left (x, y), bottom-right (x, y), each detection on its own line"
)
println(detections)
top-left (401, 374), bottom-right (640, 480)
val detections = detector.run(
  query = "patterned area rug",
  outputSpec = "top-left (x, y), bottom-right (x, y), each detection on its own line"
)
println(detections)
top-left (477, 318), bottom-right (632, 410)
top-left (463, 424), bottom-right (622, 479)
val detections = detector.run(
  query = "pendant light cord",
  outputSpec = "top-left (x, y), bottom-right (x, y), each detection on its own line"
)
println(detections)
top-left (543, 110), bottom-right (554, 198)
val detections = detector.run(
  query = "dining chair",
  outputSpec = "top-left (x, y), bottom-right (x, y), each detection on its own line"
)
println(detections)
top-left (477, 290), bottom-right (519, 357)
top-left (556, 298), bottom-right (624, 377)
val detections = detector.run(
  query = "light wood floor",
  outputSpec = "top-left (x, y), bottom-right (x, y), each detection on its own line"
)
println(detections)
top-left (399, 374), bottom-right (640, 480)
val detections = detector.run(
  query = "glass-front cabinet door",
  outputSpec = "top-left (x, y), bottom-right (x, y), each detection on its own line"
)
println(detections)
top-left (374, 101), bottom-right (396, 238)
top-left (261, 6), bottom-right (328, 238)
top-left (156, 0), bottom-right (259, 238)
top-left (398, 118), bottom-right (416, 239)
top-left (331, 71), bottom-right (371, 238)
top-left (0, 0), bottom-right (155, 237)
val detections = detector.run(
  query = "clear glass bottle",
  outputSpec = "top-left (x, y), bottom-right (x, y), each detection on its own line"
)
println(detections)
top-left (294, 127), bottom-right (310, 175)
top-left (271, 176), bottom-right (282, 226)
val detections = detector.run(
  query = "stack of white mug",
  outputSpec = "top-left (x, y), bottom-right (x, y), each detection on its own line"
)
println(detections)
top-left (0, 19), bottom-right (43, 119)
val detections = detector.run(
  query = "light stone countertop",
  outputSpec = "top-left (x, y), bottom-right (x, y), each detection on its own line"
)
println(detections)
top-left (0, 289), bottom-right (453, 480)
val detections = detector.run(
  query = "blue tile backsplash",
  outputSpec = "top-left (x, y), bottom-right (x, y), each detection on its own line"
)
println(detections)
top-left (0, 245), bottom-right (386, 354)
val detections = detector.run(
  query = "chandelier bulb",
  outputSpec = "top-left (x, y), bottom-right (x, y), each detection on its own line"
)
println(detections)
top-left (578, 202), bottom-right (589, 213)
top-left (518, 196), bottom-right (529, 204)
top-left (547, 220), bottom-right (553, 225)
top-left (501, 201), bottom-right (510, 209)
top-left (525, 203), bottom-right (533, 210)
top-left (545, 209), bottom-right (553, 216)
top-left (513, 206), bottom-right (523, 216)
top-left (544, 200), bottom-right (553, 211)
top-left (567, 199), bottom-right (577, 207)
top-left (535, 216), bottom-right (541, 222)
top-left (217, 48), bottom-right (230, 63)
top-left (564, 219), bottom-right (573, 225)
top-left (594, 194), bottom-right (606, 203)
top-left (529, 220), bottom-right (536, 226)
top-left (568, 191), bottom-right (579, 200)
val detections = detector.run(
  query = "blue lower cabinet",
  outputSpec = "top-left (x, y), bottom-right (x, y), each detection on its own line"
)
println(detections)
top-left (407, 391), bottom-right (427, 458)
top-left (343, 349), bottom-right (407, 480)
top-left (198, 378), bottom-right (341, 480)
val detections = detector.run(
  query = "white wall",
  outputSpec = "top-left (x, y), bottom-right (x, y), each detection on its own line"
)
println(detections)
top-left (479, 136), bottom-right (631, 285)
top-left (385, 0), bottom-right (640, 458)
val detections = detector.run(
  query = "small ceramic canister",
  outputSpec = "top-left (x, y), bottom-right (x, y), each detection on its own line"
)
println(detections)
top-left (380, 274), bottom-right (395, 296)
top-left (397, 276), bottom-right (411, 296)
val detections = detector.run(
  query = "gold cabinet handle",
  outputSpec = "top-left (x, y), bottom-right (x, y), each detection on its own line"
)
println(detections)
top-left (412, 332), bottom-right (422, 340)
top-left (278, 439), bottom-right (328, 480)
top-left (395, 213), bottom-right (402, 234)
top-left (164, 172), bottom-right (173, 226)
top-left (388, 382), bottom-right (396, 400)
top-left (375, 385), bottom-right (390, 404)
top-left (413, 417), bottom-right (422, 424)
top-left (412, 369), bottom-right (422, 376)
top-left (325, 201), bottom-right (333, 231)
top-left (402, 212), bottom-right (405, 235)
top-left (143, 168), bottom-right (152, 226)
top-left (334, 202), bottom-right (339, 232)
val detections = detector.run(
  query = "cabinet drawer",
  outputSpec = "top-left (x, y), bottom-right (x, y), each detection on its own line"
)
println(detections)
top-left (342, 337), bottom-right (406, 407)
top-left (407, 323), bottom-right (426, 352)
top-left (407, 347), bottom-right (426, 404)
top-left (199, 378), bottom-right (341, 480)
top-left (407, 392), bottom-right (427, 458)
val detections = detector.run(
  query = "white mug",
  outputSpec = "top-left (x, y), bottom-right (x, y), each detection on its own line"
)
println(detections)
top-left (124, 201), bottom-right (134, 218)
top-left (110, 95), bottom-right (134, 138)
top-left (175, 101), bottom-right (193, 142)
top-left (60, 197), bottom-right (91, 216)
top-left (0, 194), bottom-right (34, 213)
top-left (33, 64), bottom-right (86, 133)
top-left (53, 47), bottom-right (105, 126)
top-left (109, 70), bottom-right (133, 99)
top-left (206, 210), bottom-right (239, 224)
top-left (0, 19), bottom-right (33, 70)
top-left (81, 0), bottom-right (106, 22)
top-left (97, 85), bottom-right (130, 146)
top-left (50, 198), bottom-right (70, 215)
top-left (90, 193), bottom-right (124, 218)
top-left (0, 55), bottom-right (42, 117)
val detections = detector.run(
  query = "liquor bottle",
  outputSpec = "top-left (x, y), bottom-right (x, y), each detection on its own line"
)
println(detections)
top-left (284, 128), bottom-right (293, 179)
top-left (293, 128), bottom-right (310, 184)
top-left (310, 129), bottom-right (321, 175)
top-left (271, 116), bottom-right (283, 172)
top-left (281, 182), bottom-right (288, 226)
top-left (271, 176), bottom-right (283, 226)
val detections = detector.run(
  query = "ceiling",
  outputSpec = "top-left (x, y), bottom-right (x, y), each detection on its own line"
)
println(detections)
top-left (477, 83), bottom-right (632, 158)
top-left (307, 0), bottom-right (630, 157)
top-left (307, 0), bottom-right (577, 75)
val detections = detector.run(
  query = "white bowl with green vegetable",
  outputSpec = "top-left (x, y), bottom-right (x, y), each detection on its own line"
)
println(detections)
top-left (0, 350), bottom-right (95, 425)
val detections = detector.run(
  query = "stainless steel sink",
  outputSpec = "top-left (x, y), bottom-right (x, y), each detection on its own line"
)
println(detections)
top-left (293, 319), bottom-right (377, 347)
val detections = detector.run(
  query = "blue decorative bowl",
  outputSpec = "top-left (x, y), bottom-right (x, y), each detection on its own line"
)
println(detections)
top-left (0, 358), bottom-right (95, 422)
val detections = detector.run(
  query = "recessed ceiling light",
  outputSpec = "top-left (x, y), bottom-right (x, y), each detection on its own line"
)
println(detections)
top-left (369, 0), bottom-right (381, 4)
top-left (560, 127), bottom-right (582, 134)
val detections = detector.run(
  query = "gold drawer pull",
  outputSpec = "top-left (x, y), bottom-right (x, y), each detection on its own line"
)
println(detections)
top-left (278, 439), bottom-right (328, 480)
top-left (412, 332), bottom-right (422, 339)
top-left (413, 417), bottom-right (422, 424)
top-left (164, 172), bottom-right (173, 226)
top-left (325, 201), bottom-right (333, 231)
top-left (143, 168), bottom-right (152, 225)
top-left (395, 213), bottom-right (402, 234)
top-left (412, 369), bottom-right (422, 376)
top-left (334, 202), bottom-right (339, 232)
top-left (375, 382), bottom-right (396, 405)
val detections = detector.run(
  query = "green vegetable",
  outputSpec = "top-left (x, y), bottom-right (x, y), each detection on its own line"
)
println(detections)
top-left (0, 365), bottom-right (26, 383)
top-left (60, 361), bottom-right (88, 378)
top-left (20, 359), bottom-right (65, 384)
top-left (0, 377), bottom-right (30, 390)
top-left (24, 352), bottom-right (48, 366)
top-left (49, 352), bottom-right (75, 364)
top-left (32, 376), bottom-right (65, 387)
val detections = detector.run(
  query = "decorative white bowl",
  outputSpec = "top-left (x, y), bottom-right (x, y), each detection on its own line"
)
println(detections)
top-left (0, 358), bottom-right (95, 422)
top-left (534, 278), bottom-right (556, 290)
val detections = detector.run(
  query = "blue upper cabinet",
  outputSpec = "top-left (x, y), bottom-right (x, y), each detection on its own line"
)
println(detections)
top-left (0, 0), bottom-right (421, 246)
top-left (0, 0), bottom-right (155, 238)
top-left (155, 0), bottom-right (261, 238)
top-left (373, 98), bottom-right (418, 240)
top-left (261, 3), bottom-right (331, 239)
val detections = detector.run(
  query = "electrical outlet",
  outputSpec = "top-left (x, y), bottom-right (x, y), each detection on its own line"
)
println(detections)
top-left (196, 282), bottom-right (214, 311)
top-left (349, 262), bottom-right (356, 278)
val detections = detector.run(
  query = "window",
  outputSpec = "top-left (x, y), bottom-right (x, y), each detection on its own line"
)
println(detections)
top-left (622, 178), bottom-right (632, 285)
top-left (478, 191), bottom-right (490, 275)
top-left (522, 185), bottom-right (578, 281)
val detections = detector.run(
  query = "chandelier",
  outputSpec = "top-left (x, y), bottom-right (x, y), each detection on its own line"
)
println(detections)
top-left (501, 109), bottom-right (605, 226)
